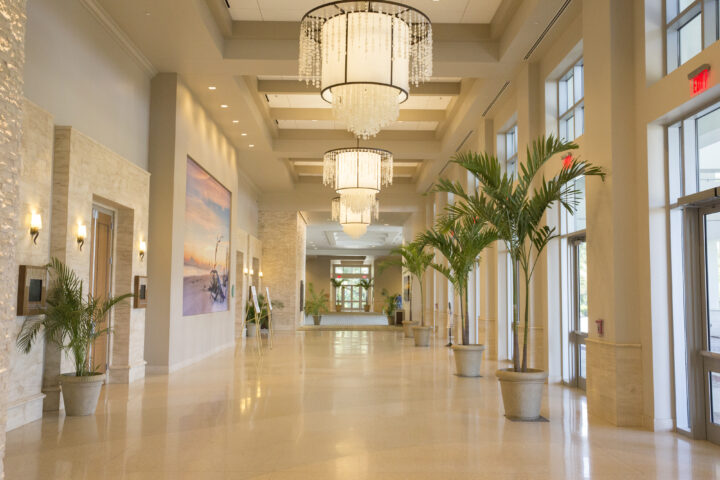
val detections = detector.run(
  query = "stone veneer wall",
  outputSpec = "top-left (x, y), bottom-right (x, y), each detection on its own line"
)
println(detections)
top-left (259, 212), bottom-right (306, 330)
top-left (6, 100), bottom-right (54, 431)
top-left (44, 126), bottom-right (150, 409)
top-left (0, 0), bottom-right (27, 475)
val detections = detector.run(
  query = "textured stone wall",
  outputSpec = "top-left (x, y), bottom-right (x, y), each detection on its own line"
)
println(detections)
top-left (6, 100), bottom-right (53, 431)
top-left (0, 0), bottom-right (27, 475)
top-left (259, 212), bottom-right (306, 330)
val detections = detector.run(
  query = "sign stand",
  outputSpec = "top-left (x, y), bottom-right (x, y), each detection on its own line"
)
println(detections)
top-left (250, 286), bottom-right (263, 355)
top-left (264, 287), bottom-right (274, 349)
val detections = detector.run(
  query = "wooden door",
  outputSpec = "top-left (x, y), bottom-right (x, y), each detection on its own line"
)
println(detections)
top-left (90, 208), bottom-right (113, 374)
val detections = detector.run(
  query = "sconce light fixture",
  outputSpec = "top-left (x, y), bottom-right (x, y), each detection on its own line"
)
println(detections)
top-left (243, 267), bottom-right (249, 274)
top-left (249, 268), bottom-right (254, 276)
top-left (77, 224), bottom-right (87, 251)
top-left (30, 212), bottom-right (42, 245)
top-left (259, 271), bottom-right (263, 278)
top-left (139, 240), bottom-right (146, 261)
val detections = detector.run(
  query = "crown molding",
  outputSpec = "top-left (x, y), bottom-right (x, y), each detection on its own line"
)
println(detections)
top-left (79, 0), bottom-right (157, 77)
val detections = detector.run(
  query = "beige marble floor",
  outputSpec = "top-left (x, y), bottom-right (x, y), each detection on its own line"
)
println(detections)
top-left (6, 331), bottom-right (720, 479)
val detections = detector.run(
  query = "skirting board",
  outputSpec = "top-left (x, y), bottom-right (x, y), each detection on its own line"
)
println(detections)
top-left (6, 393), bottom-right (46, 431)
top-left (146, 341), bottom-right (235, 375)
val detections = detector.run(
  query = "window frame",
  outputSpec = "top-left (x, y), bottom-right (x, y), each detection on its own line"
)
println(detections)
top-left (557, 59), bottom-right (584, 142)
top-left (664, 0), bottom-right (719, 74)
top-left (504, 124), bottom-right (518, 176)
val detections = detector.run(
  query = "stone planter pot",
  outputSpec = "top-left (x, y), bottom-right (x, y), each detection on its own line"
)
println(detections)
top-left (313, 315), bottom-right (321, 326)
top-left (335, 303), bottom-right (343, 312)
top-left (451, 344), bottom-right (486, 377)
top-left (413, 326), bottom-right (432, 347)
top-left (403, 320), bottom-right (418, 338)
top-left (59, 373), bottom-right (105, 416)
top-left (246, 323), bottom-right (257, 337)
top-left (364, 304), bottom-right (370, 312)
top-left (496, 368), bottom-right (549, 420)
top-left (387, 315), bottom-right (395, 326)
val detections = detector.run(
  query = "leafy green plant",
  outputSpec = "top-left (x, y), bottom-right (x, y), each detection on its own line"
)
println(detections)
top-left (330, 277), bottom-right (344, 305)
top-left (434, 135), bottom-right (605, 371)
top-left (358, 278), bottom-right (373, 306)
top-left (16, 257), bottom-right (131, 377)
top-left (245, 294), bottom-right (285, 329)
top-left (380, 242), bottom-right (434, 326)
top-left (418, 215), bottom-right (496, 345)
top-left (380, 288), bottom-right (400, 317)
top-left (304, 282), bottom-right (329, 317)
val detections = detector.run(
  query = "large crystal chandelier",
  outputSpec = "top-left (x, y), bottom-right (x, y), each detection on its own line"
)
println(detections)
top-left (332, 196), bottom-right (379, 239)
top-left (299, 1), bottom-right (433, 139)
top-left (323, 143), bottom-right (392, 214)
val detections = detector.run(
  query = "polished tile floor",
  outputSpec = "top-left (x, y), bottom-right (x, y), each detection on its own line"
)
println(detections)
top-left (6, 331), bottom-right (720, 479)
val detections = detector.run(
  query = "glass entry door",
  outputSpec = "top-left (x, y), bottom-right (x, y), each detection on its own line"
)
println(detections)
top-left (570, 237), bottom-right (588, 390)
top-left (701, 210), bottom-right (720, 444)
top-left (341, 283), bottom-right (365, 311)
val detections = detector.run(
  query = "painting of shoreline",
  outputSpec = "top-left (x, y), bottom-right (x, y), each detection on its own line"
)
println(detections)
top-left (183, 157), bottom-right (231, 316)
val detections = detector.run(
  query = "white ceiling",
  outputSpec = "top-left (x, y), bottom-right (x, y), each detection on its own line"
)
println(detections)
top-left (305, 211), bottom-right (407, 252)
top-left (227, 0), bottom-right (504, 23)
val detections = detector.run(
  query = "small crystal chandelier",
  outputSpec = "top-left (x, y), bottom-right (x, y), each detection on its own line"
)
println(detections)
top-left (299, 1), bottom-right (433, 139)
top-left (323, 141), bottom-right (392, 214)
top-left (332, 196), bottom-right (379, 239)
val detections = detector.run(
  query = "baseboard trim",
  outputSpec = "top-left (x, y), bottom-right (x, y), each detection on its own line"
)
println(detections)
top-left (146, 341), bottom-right (235, 375)
top-left (7, 393), bottom-right (46, 431)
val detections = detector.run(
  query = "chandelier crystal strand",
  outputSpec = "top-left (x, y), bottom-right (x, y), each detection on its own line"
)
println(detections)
top-left (331, 196), bottom-right (379, 239)
top-left (323, 146), bottom-right (393, 214)
top-left (299, 1), bottom-right (433, 138)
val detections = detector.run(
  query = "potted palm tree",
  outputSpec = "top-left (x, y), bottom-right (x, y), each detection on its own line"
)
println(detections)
top-left (16, 258), bottom-right (131, 416)
top-left (436, 135), bottom-right (604, 419)
top-left (358, 278), bottom-right (373, 312)
top-left (305, 282), bottom-right (329, 325)
top-left (419, 215), bottom-right (496, 369)
top-left (330, 277), bottom-right (344, 312)
top-left (380, 242), bottom-right (434, 338)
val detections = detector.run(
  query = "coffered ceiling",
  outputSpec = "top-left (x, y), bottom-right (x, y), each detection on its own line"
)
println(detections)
top-left (94, 0), bottom-right (580, 247)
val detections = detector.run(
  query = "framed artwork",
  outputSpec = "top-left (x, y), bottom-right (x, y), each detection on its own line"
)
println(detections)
top-left (17, 265), bottom-right (47, 316)
top-left (183, 156), bottom-right (231, 316)
top-left (134, 275), bottom-right (148, 308)
top-left (299, 280), bottom-right (305, 312)
top-left (403, 274), bottom-right (411, 302)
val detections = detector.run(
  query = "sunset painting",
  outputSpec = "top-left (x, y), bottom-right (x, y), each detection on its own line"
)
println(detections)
top-left (183, 157), bottom-right (231, 316)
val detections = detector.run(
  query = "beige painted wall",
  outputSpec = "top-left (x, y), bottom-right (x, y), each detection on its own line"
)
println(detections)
top-left (305, 256), bottom-right (331, 295)
top-left (374, 256), bottom-right (402, 314)
top-left (146, 73), bottom-right (259, 371)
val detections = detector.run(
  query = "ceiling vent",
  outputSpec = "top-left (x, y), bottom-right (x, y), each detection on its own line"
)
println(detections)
top-left (524, 0), bottom-right (573, 60)
top-left (482, 82), bottom-right (510, 117)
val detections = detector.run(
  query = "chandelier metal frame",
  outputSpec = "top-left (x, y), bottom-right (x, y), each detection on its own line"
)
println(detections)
top-left (322, 143), bottom-right (393, 197)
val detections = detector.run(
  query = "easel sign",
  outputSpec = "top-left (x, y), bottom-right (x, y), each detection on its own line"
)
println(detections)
top-left (250, 286), bottom-right (262, 354)
top-left (265, 287), bottom-right (272, 310)
top-left (250, 285), bottom-right (260, 312)
top-left (265, 287), bottom-right (274, 349)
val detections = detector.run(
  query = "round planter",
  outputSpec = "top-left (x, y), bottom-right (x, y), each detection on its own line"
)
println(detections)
top-left (496, 368), bottom-right (548, 420)
top-left (364, 304), bottom-right (370, 312)
top-left (335, 303), bottom-right (343, 312)
top-left (451, 344), bottom-right (486, 377)
top-left (59, 373), bottom-right (105, 416)
top-left (246, 323), bottom-right (257, 337)
top-left (387, 315), bottom-right (395, 326)
top-left (412, 326), bottom-right (432, 347)
top-left (313, 315), bottom-right (321, 326)
top-left (402, 320), bottom-right (418, 338)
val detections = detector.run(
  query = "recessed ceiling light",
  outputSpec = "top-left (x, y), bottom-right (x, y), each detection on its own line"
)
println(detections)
top-left (220, 104), bottom-right (228, 108)
top-left (208, 86), bottom-right (216, 90)
top-left (249, 144), bottom-right (255, 148)
top-left (232, 120), bottom-right (239, 124)
top-left (241, 132), bottom-right (247, 136)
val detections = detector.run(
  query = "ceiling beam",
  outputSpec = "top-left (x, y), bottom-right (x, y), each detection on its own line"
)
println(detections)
top-left (257, 80), bottom-right (461, 96)
top-left (270, 108), bottom-right (447, 122)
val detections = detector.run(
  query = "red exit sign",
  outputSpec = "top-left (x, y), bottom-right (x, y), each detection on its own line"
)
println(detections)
top-left (689, 64), bottom-right (711, 96)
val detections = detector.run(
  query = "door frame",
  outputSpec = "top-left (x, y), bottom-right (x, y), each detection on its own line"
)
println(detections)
top-left (90, 204), bottom-right (116, 374)
top-left (568, 234), bottom-right (588, 390)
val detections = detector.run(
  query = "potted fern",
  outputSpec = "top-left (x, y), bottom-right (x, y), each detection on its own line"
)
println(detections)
top-left (305, 282), bottom-right (329, 325)
top-left (16, 258), bottom-right (131, 416)
top-left (436, 135), bottom-right (604, 419)
top-left (419, 214), bottom-right (496, 369)
top-left (380, 242), bottom-right (434, 338)
top-left (380, 288), bottom-right (400, 327)
top-left (330, 277), bottom-right (344, 312)
top-left (358, 278), bottom-right (373, 312)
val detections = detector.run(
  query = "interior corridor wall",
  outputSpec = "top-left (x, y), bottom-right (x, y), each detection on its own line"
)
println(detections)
top-left (146, 73), bottom-right (259, 372)
top-left (23, 0), bottom-right (151, 169)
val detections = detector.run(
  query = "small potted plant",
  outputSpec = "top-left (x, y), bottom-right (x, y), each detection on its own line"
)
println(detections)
top-left (16, 258), bottom-right (131, 416)
top-left (381, 288), bottom-right (400, 326)
top-left (305, 282), bottom-right (329, 325)
top-left (358, 278), bottom-right (373, 312)
top-left (436, 135), bottom-right (605, 419)
top-left (330, 277), bottom-right (344, 312)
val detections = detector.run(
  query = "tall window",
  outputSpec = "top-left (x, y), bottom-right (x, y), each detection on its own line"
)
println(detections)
top-left (333, 265), bottom-right (370, 311)
top-left (665, 0), bottom-right (719, 73)
top-left (505, 125), bottom-right (518, 176)
top-left (558, 59), bottom-right (584, 141)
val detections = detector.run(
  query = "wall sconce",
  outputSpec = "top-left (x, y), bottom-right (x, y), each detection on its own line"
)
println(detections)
top-left (30, 212), bottom-right (42, 245)
top-left (243, 267), bottom-right (249, 274)
top-left (139, 240), bottom-right (146, 261)
top-left (77, 224), bottom-right (87, 251)
top-left (259, 271), bottom-right (263, 278)
top-left (249, 268), bottom-right (254, 275)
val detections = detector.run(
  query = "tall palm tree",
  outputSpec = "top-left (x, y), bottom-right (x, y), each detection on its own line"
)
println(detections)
top-left (434, 135), bottom-right (605, 371)
top-left (418, 215), bottom-right (497, 345)
top-left (380, 241), bottom-right (434, 326)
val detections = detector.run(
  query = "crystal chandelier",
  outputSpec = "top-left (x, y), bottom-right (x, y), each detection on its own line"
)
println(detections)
top-left (299, 1), bottom-right (433, 139)
top-left (323, 143), bottom-right (392, 214)
top-left (332, 196), bottom-right (379, 239)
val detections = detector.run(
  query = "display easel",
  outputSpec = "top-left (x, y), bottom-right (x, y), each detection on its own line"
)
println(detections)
top-left (250, 286), bottom-right (263, 355)
top-left (263, 287), bottom-right (275, 349)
